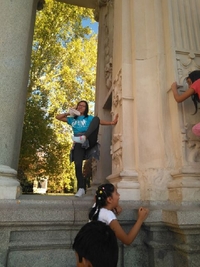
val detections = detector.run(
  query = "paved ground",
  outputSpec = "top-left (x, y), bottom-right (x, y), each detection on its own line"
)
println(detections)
top-left (18, 191), bottom-right (94, 201)
top-left (14, 194), bottom-right (94, 207)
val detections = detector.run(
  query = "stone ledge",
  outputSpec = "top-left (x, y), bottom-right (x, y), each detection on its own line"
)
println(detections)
top-left (0, 196), bottom-right (200, 226)
top-left (8, 240), bottom-right (72, 250)
top-left (1, 196), bottom-right (200, 267)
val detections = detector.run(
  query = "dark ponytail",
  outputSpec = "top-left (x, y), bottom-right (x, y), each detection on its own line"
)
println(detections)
top-left (89, 184), bottom-right (115, 221)
top-left (191, 93), bottom-right (200, 115)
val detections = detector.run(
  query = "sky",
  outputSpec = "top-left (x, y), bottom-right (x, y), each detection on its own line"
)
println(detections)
top-left (82, 18), bottom-right (98, 34)
top-left (80, 18), bottom-right (98, 113)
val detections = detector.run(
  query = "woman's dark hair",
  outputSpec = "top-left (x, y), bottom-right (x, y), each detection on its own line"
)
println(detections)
top-left (188, 70), bottom-right (200, 114)
top-left (89, 183), bottom-right (115, 221)
top-left (73, 221), bottom-right (118, 267)
top-left (74, 100), bottom-right (89, 118)
top-left (188, 70), bottom-right (200, 83)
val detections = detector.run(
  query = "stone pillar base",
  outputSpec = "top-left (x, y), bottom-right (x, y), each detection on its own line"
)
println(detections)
top-left (168, 171), bottom-right (200, 201)
top-left (107, 170), bottom-right (140, 200)
top-left (145, 187), bottom-right (169, 202)
top-left (0, 165), bottom-right (21, 199)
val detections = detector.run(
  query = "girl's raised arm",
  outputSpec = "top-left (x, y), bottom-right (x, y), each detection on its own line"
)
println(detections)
top-left (171, 82), bottom-right (194, 103)
top-left (109, 207), bottom-right (149, 245)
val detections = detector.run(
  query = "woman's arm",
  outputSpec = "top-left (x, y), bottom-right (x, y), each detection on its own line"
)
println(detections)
top-left (100, 114), bottom-right (118, 126)
top-left (56, 112), bottom-right (69, 122)
top-left (109, 207), bottom-right (149, 245)
top-left (171, 82), bottom-right (195, 103)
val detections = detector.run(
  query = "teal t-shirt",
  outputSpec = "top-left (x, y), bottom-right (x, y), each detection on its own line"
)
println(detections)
top-left (67, 115), bottom-right (94, 135)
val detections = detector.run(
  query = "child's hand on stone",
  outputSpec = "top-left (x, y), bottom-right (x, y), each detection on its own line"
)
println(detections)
top-left (137, 207), bottom-right (149, 222)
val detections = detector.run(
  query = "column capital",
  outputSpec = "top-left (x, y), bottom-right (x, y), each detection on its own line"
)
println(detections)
top-left (94, 0), bottom-right (113, 22)
top-left (98, 0), bottom-right (110, 7)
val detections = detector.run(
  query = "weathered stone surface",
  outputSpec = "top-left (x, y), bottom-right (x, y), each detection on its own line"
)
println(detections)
top-left (0, 196), bottom-right (200, 267)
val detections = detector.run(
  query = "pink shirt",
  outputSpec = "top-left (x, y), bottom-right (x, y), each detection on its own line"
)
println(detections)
top-left (191, 79), bottom-right (200, 98)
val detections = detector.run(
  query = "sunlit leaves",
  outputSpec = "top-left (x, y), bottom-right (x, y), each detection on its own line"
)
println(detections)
top-left (18, 0), bottom-right (97, 193)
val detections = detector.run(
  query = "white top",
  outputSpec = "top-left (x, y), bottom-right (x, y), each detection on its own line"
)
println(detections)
top-left (98, 208), bottom-right (117, 225)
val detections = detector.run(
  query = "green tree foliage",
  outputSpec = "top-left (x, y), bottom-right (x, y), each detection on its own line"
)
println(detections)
top-left (18, 0), bottom-right (97, 193)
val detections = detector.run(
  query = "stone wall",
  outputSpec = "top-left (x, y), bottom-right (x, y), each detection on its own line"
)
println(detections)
top-left (0, 196), bottom-right (200, 267)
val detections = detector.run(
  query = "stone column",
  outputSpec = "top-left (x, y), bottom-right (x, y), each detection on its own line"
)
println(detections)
top-left (129, 0), bottom-right (173, 201)
top-left (92, 0), bottom-right (114, 190)
top-left (106, 0), bottom-right (140, 200)
top-left (107, 0), bottom-right (181, 201)
top-left (109, 0), bottom-right (200, 202)
top-left (0, 0), bottom-right (38, 199)
top-left (163, 0), bottom-right (200, 201)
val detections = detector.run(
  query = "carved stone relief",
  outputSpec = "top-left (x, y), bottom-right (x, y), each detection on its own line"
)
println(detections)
top-left (112, 69), bottom-right (122, 107)
top-left (112, 133), bottom-right (122, 145)
top-left (110, 69), bottom-right (122, 172)
top-left (142, 168), bottom-right (172, 188)
top-left (171, 0), bottom-right (200, 165)
top-left (186, 141), bottom-right (200, 163)
top-left (98, 0), bottom-right (108, 7)
top-left (140, 168), bottom-right (172, 200)
top-left (111, 132), bottom-right (122, 163)
top-left (111, 133), bottom-right (122, 172)
top-left (105, 58), bottom-right (112, 90)
top-left (175, 51), bottom-right (200, 164)
top-left (94, 0), bottom-right (113, 91)
top-left (94, 0), bottom-right (113, 21)
top-left (112, 148), bottom-right (122, 170)
top-left (103, 1), bottom-right (113, 91)
top-left (176, 52), bottom-right (200, 85)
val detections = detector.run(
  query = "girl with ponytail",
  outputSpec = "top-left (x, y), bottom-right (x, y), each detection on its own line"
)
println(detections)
top-left (89, 183), bottom-right (149, 246)
top-left (171, 70), bottom-right (200, 136)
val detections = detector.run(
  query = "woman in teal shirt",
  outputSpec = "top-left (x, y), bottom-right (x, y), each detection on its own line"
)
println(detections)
top-left (56, 100), bottom-right (118, 197)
